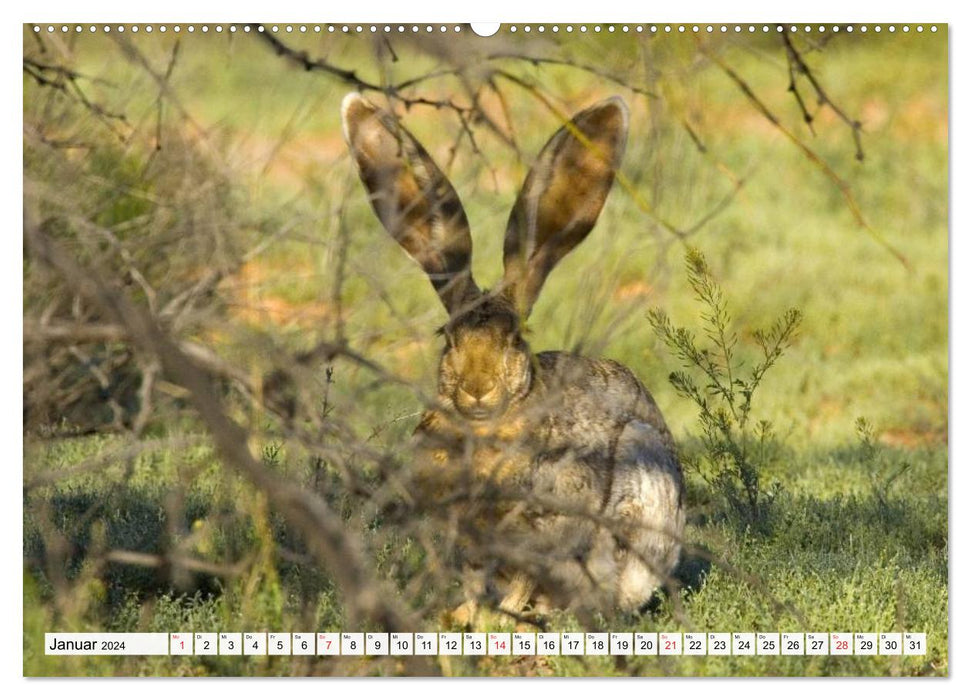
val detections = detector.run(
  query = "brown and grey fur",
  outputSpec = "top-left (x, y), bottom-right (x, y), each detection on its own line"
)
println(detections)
top-left (341, 93), bottom-right (684, 617)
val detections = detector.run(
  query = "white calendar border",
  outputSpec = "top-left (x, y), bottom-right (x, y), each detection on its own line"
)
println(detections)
top-left (6, 0), bottom-right (961, 696)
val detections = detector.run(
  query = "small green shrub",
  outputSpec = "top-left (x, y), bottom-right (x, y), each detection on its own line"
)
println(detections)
top-left (648, 247), bottom-right (802, 530)
top-left (855, 417), bottom-right (914, 511)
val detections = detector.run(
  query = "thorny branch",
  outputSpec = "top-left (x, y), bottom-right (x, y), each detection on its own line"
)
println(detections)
top-left (697, 38), bottom-right (910, 269)
top-left (781, 29), bottom-right (865, 162)
top-left (26, 224), bottom-right (426, 641)
top-left (23, 57), bottom-right (129, 141)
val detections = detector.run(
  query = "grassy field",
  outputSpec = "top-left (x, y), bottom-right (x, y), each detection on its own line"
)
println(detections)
top-left (23, 26), bottom-right (947, 676)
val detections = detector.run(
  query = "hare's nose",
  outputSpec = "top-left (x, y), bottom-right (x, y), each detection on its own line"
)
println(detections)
top-left (460, 381), bottom-right (497, 402)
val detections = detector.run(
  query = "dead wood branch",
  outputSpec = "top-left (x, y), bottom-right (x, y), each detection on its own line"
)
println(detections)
top-left (26, 223), bottom-right (424, 638)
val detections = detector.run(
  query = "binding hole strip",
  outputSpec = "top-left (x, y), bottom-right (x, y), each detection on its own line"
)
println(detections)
top-left (31, 24), bottom-right (939, 34)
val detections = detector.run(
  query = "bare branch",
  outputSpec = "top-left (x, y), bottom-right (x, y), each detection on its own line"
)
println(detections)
top-left (102, 549), bottom-right (246, 580)
top-left (698, 38), bottom-right (910, 269)
top-left (487, 51), bottom-right (659, 100)
top-left (26, 223), bottom-right (424, 636)
top-left (781, 29), bottom-right (865, 162)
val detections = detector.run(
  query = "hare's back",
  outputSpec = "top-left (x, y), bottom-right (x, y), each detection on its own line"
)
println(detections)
top-left (529, 353), bottom-right (684, 609)
top-left (533, 352), bottom-right (676, 453)
top-left (529, 351), bottom-right (682, 510)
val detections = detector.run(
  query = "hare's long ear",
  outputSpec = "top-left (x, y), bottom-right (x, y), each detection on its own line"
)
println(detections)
top-left (501, 97), bottom-right (628, 317)
top-left (341, 93), bottom-right (480, 314)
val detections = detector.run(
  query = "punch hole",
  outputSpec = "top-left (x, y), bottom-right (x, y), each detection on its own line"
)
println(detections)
top-left (470, 23), bottom-right (499, 37)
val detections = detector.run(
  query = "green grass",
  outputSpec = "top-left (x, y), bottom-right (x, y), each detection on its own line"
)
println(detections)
top-left (23, 27), bottom-right (947, 676)
top-left (23, 434), bottom-right (947, 676)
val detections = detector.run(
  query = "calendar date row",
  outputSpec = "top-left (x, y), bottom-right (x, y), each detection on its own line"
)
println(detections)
top-left (46, 631), bottom-right (927, 657)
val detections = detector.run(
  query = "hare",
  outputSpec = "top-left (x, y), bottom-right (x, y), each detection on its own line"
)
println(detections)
top-left (341, 93), bottom-right (684, 618)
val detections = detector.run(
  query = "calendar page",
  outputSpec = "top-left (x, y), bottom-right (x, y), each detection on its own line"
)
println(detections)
top-left (22, 19), bottom-right (948, 678)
